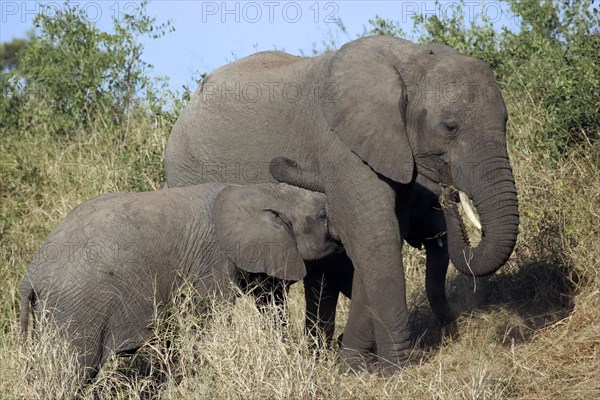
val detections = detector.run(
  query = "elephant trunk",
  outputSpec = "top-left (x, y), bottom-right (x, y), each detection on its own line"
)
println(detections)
top-left (443, 156), bottom-right (519, 277)
top-left (269, 157), bottom-right (325, 193)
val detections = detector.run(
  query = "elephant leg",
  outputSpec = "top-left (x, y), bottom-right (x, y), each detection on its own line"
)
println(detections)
top-left (304, 265), bottom-right (339, 348)
top-left (272, 279), bottom-right (292, 326)
top-left (304, 253), bottom-right (354, 348)
top-left (244, 273), bottom-right (291, 326)
top-left (339, 272), bottom-right (377, 371)
top-left (424, 239), bottom-right (457, 336)
top-left (274, 143), bottom-right (412, 366)
top-left (72, 332), bottom-right (103, 383)
top-left (319, 146), bottom-right (411, 366)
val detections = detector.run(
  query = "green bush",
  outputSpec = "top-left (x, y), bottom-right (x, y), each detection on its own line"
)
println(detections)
top-left (1, 1), bottom-right (174, 140)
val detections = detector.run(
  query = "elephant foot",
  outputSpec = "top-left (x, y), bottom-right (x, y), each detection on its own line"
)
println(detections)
top-left (370, 357), bottom-right (412, 377)
top-left (338, 347), bottom-right (414, 376)
top-left (441, 319), bottom-right (459, 342)
top-left (338, 347), bottom-right (377, 374)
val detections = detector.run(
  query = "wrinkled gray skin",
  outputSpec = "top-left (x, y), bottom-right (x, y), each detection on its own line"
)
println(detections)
top-left (165, 36), bottom-right (519, 368)
top-left (20, 183), bottom-right (340, 380)
top-left (301, 174), bottom-right (455, 351)
top-left (270, 159), bottom-right (455, 349)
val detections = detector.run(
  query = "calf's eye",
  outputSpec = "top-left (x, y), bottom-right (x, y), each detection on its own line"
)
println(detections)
top-left (318, 208), bottom-right (327, 222)
top-left (444, 119), bottom-right (459, 136)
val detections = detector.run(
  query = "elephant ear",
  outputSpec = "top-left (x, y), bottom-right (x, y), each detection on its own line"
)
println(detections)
top-left (322, 40), bottom-right (414, 184)
top-left (214, 185), bottom-right (306, 281)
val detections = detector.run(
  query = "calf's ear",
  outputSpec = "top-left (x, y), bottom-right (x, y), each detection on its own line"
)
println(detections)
top-left (214, 185), bottom-right (307, 281)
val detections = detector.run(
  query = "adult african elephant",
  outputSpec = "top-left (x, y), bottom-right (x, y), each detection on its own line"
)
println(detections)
top-left (21, 182), bottom-right (341, 380)
top-left (164, 36), bottom-right (520, 368)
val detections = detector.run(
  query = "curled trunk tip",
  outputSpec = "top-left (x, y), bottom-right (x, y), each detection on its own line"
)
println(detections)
top-left (443, 184), bottom-right (519, 277)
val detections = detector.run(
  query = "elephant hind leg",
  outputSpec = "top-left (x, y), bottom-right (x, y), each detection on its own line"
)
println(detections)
top-left (73, 336), bottom-right (103, 383)
top-left (303, 254), bottom-right (353, 349)
top-left (75, 323), bottom-right (118, 382)
top-left (304, 268), bottom-right (339, 349)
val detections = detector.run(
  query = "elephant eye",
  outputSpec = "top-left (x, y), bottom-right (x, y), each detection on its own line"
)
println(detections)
top-left (318, 208), bottom-right (327, 222)
top-left (443, 119), bottom-right (459, 136)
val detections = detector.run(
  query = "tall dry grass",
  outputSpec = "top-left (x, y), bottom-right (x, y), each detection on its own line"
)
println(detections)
top-left (1, 97), bottom-right (598, 398)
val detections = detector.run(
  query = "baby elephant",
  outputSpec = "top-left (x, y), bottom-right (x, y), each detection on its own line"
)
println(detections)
top-left (20, 182), bottom-right (341, 380)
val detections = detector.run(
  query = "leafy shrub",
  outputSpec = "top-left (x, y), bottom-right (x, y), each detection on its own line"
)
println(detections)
top-left (1, 1), bottom-right (174, 140)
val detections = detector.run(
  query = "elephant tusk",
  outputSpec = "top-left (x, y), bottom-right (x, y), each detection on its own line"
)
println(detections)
top-left (459, 191), bottom-right (482, 230)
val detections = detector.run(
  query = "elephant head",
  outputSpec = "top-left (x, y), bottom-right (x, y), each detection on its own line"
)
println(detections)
top-left (321, 36), bottom-right (519, 277)
top-left (214, 183), bottom-right (341, 282)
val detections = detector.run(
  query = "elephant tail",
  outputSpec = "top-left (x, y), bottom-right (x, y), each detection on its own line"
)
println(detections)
top-left (20, 278), bottom-right (35, 340)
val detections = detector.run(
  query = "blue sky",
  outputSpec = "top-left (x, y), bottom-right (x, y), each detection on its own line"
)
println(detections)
top-left (1, 1), bottom-right (520, 91)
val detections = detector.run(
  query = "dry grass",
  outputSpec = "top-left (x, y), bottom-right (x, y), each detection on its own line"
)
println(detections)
top-left (1, 99), bottom-right (599, 399)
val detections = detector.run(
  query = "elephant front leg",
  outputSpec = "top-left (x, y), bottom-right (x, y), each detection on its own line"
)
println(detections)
top-left (322, 157), bottom-right (412, 367)
top-left (424, 239), bottom-right (457, 337)
top-left (273, 144), bottom-right (413, 367)
top-left (339, 271), bottom-right (378, 371)
top-left (241, 273), bottom-right (291, 325)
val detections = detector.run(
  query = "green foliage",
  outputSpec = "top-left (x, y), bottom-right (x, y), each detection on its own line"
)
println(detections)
top-left (369, 15), bottom-right (406, 38)
top-left (1, 1), bottom-right (174, 139)
top-left (410, 1), bottom-right (503, 69)
top-left (496, 0), bottom-right (600, 156)
top-left (0, 31), bottom-right (33, 70)
top-left (370, 0), bottom-right (600, 158)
